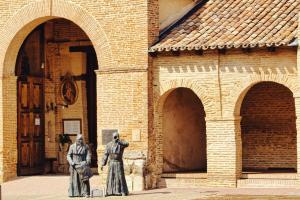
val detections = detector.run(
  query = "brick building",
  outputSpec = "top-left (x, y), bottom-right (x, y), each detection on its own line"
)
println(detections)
top-left (0, 0), bottom-right (299, 190)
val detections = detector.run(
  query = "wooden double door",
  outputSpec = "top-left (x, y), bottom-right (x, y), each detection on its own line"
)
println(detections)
top-left (17, 77), bottom-right (44, 175)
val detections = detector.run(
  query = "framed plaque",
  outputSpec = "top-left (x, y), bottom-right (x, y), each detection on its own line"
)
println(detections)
top-left (63, 119), bottom-right (82, 135)
top-left (102, 129), bottom-right (118, 145)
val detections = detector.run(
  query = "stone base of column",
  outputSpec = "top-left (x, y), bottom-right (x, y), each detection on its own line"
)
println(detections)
top-left (123, 151), bottom-right (146, 192)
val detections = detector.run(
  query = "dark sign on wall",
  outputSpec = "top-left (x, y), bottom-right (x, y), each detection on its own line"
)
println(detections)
top-left (102, 129), bottom-right (118, 145)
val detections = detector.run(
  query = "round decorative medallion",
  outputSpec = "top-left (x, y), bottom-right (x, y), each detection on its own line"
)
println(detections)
top-left (60, 73), bottom-right (78, 105)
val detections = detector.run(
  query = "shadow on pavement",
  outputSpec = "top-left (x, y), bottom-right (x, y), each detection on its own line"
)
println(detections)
top-left (130, 191), bottom-right (171, 196)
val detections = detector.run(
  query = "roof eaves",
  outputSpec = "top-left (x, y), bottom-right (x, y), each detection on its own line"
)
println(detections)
top-left (288, 38), bottom-right (298, 47)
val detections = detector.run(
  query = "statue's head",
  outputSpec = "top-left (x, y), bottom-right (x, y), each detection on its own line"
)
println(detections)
top-left (76, 134), bottom-right (84, 146)
top-left (113, 131), bottom-right (119, 141)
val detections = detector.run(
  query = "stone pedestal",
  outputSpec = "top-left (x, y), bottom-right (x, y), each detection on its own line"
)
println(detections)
top-left (123, 151), bottom-right (146, 191)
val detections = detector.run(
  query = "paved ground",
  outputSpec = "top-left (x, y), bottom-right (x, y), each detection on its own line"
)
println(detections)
top-left (2, 175), bottom-right (300, 200)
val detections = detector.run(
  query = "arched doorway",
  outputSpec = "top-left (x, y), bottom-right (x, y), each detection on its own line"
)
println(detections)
top-left (240, 81), bottom-right (297, 173)
top-left (15, 18), bottom-right (98, 175)
top-left (163, 87), bottom-right (207, 173)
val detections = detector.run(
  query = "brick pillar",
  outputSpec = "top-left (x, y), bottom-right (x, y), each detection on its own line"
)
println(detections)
top-left (206, 117), bottom-right (242, 187)
top-left (294, 96), bottom-right (300, 186)
top-left (1, 75), bottom-right (18, 182)
top-left (96, 68), bottom-right (149, 190)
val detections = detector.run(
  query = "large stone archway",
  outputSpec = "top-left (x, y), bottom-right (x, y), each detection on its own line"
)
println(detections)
top-left (0, 1), bottom-right (112, 182)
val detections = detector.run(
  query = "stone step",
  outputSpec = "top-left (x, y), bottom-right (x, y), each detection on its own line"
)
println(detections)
top-left (159, 177), bottom-right (298, 189)
top-left (241, 173), bottom-right (297, 179)
top-left (158, 177), bottom-right (208, 188)
top-left (161, 172), bottom-right (207, 179)
top-left (237, 178), bottom-right (297, 188)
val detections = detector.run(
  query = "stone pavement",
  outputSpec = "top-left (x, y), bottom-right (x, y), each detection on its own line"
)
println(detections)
top-left (2, 175), bottom-right (300, 200)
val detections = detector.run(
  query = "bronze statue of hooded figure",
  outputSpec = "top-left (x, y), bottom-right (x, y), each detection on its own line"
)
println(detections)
top-left (101, 132), bottom-right (129, 196)
top-left (67, 134), bottom-right (92, 197)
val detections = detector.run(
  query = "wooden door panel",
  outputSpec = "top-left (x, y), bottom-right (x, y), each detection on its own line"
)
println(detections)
top-left (20, 113), bottom-right (30, 137)
top-left (21, 143), bottom-right (30, 167)
top-left (32, 142), bottom-right (42, 166)
top-left (29, 113), bottom-right (34, 137)
top-left (32, 83), bottom-right (42, 109)
top-left (18, 77), bottom-right (44, 175)
top-left (20, 83), bottom-right (29, 109)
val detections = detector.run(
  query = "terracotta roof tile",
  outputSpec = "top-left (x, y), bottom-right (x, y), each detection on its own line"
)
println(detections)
top-left (150, 0), bottom-right (300, 52)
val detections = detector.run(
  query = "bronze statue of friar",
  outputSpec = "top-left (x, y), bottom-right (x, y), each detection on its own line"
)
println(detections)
top-left (101, 131), bottom-right (129, 196)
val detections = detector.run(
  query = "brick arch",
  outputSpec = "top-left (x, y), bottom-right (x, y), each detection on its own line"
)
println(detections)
top-left (230, 76), bottom-right (299, 180)
top-left (0, 0), bottom-right (113, 76)
top-left (152, 80), bottom-right (210, 177)
top-left (158, 79), bottom-right (213, 116)
top-left (238, 81), bottom-right (297, 171)
top-left (233, 75), bottom-right (298, 117)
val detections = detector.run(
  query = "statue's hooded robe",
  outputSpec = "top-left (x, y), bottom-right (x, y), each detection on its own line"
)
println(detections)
top-left (102, 133), bottom-right (129, 196)
top-left (67, 136), bottom-right (91, 197)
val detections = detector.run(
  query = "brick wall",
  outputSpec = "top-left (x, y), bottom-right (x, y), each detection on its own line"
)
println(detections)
top-left (152, 48), bottom-right (299, 187)
top-left (52, 19), bottom-right (89, 42)
top-left (1, 76), bottom-right (18, 182)
top-left (97, 70), bottom-right (149, 186)
top-left (241, 82), bottom-right (297, 170)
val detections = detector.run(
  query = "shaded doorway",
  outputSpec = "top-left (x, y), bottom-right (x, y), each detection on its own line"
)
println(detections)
top-left (69, 46), bottom-right (98, 167)
top-left (15, 18), bottom-right (98, 175)
top-left (240, 81), bottom-right (297, 173)
top-left (163, 87), bottom-right (207, 173)
top-left (16, 25), bottom-right (45, 175)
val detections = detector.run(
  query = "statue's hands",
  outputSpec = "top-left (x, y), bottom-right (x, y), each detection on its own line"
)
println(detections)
top-left (100, 166), bottom-right (104, 171)
top-left (80, 161), bottom-right (87, 167)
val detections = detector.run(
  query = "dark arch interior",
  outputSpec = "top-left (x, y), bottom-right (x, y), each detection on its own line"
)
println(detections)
top-left (163, 87), bottom-right (207, 173)
top-left (241, 81), bottom-right (297, 172)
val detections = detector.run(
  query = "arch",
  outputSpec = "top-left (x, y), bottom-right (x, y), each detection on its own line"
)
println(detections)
top-left (162, 87), bottom-right (207, 173)
top-left (234, 78), bottom-right (298, 117)
top-left (0, 0), bottom-right (113, 77)
top-left (158, 79), bottom-right (214, 116)
top-left (232, 78), bottom-right (298, 178)
top-left (239, 81), bottom-right (297, 171)
top-left (153, 82), bottom-right (210, 176)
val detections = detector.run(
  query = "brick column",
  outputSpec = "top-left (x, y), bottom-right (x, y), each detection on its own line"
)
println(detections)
top-left (206, 117), bottom-right (242, 187)
top-left (294, 96), bottom-right (300, 186)
top-left (0, 75), bottom-right (18, 182)
top-left (95, 68), bottom-right (149, 190)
